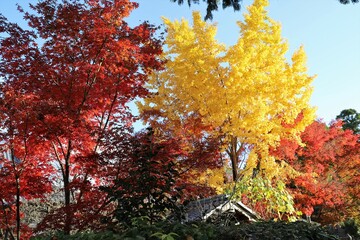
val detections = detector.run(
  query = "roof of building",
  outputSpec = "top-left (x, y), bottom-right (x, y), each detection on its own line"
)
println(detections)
top-left (183, 194), bottom-right (260, 223)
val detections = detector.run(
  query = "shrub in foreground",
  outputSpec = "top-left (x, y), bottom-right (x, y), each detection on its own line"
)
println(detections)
top-left (32, 220), bottom-right (359, 240)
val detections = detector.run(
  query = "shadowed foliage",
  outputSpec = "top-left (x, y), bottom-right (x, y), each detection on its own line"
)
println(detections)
top-left (170, 0), bottom-right (359, 20)
top-left (170, 0), bottom-right (242, 20)
top-left (339, 0), bottom-right (359, 3)
top-left (336, 109), bottom-right (360, 134)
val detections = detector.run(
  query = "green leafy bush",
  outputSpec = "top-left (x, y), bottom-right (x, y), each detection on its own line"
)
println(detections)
top-left (32, 220), bottom-right (358, 240)
top-left (232, 176), bottom-right (300, 221)
top-left (31, 231), bottom-right (122, 240)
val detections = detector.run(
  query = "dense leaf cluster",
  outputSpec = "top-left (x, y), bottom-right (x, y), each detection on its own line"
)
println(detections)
top-left (272, 120), bottom-right (360, 223)
top-left (32, 220), bottom-right (359, 240)
top-left (336, 109), bottom-right (360, 134)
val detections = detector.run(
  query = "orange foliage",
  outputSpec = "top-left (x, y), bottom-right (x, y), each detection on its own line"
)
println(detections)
top-left (272, 120), bottom-right (360, 223)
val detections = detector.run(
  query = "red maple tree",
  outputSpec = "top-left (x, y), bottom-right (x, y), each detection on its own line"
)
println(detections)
top-left (0, 0), bottom-right (162, 236)
top-left (99, 126), bottom-right (223, 225)
top-left (272, 120), bottom-right (360, 223)
top-left (0, 83), bottom-right (54, 239)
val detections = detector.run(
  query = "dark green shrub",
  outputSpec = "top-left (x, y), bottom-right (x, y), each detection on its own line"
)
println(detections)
top-left (217, 221), bottom-right (339, 240)
top-left (31, 231), bottom-right (122, 240)
top-left (33, 220), bottom-right (359, 240)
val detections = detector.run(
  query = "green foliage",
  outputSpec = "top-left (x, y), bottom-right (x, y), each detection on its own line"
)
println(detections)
top-left (171, 0), bottom-right (359, 21)
top-left (336, 108), bottom-right (360, 134)
top-left (151, 232), bottom-right (179, 240)
top-left (216, 221), bottom-right (340, 240)
top-left (341, 219), bottom-right (360, 238)
top-left (120, 220), bottom-right (217, 240)
top-left (232, 176), bottom-right (300, 221)
top-left (30, 231), bottom-right (122, 240)
top-left (339, 0), bottom-right (359, 4)
top-left (32, 220), bottom-right (358, 240)
top-left (120, 219), bottom-right (354, 240)
top-left (170, 0), bottom-right (242, 20)
top-left (170, 0), bottom-right (359, 21)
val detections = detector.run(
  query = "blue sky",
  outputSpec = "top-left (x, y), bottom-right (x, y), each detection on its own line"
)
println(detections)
top-left (1, 0), bottom-right (359, 124)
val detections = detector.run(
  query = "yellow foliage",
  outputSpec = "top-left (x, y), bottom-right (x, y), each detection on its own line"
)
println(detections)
top-left (139, 0), bottom-right (316, 180)
top-left (197, 168), bottom-right (226, 194)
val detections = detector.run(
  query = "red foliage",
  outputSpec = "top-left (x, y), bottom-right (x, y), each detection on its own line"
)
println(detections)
top-left (272, 120), bottom-right (360, 223)
top-left (0, 0), bottom-right (163, 236)
top-left (97, 127), bottom-right (221, 224)
top-left (141, 109), bottom-right (224, 186)
top-left (0, 88), bottom-right (53, 239)
top-left (269, 138), bottom-right (298, 163)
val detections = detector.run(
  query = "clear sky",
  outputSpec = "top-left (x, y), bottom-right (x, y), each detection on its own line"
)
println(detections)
top-left (1, 0), bottom-right (360, 124)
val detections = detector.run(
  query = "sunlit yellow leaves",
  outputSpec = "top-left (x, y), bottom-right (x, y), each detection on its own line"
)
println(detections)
top-left (140, 0), bottom-right (316, 180)
top-left (197, 168), bottom-right (226, 194)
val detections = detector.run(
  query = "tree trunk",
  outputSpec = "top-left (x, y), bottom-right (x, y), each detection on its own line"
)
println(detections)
top-left (227, 136), bottom-right (240, 182)
top-left (15, 177), bottom-right (21, 240)
top-left (230, 150), bottom-right (238, 181)
top-left (63, 141), bottom-right (72, 235)
top-left (10, 147), bottom-right (21, 240)
top-left (64, 159), bottom-right (71, 234)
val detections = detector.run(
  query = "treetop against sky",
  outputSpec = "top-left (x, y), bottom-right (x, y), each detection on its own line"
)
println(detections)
top-left (1, 0), bottom-right (359, 123)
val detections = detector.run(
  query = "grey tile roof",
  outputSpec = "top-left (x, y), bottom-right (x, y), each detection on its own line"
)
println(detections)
top-left (183, 194), bottom-right (260, 223)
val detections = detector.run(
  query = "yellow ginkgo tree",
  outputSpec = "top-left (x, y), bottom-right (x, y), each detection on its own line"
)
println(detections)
top-left (139, 0), bottom-right (316, 181)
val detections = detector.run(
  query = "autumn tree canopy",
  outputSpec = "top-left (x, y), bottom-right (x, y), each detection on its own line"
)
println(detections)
top-left (1, 0), bottom-right (359, 238)
top-left (100, 127), bottom-right (222, 225)
top-left (0, 0), bottom-right (163, 237)
top-left (272, 120), bottom-right (360, 223)
top-left (140, 0), bottom-right (315, 181)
